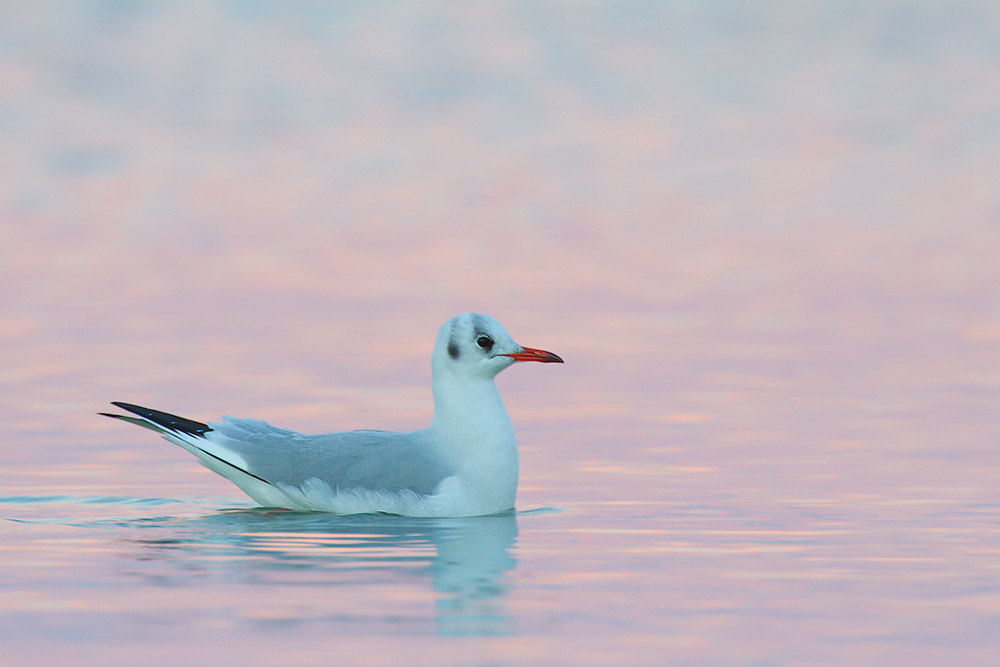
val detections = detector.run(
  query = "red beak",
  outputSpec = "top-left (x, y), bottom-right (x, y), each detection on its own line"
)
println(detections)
top-left (502, 346), bottom-right (564, 363)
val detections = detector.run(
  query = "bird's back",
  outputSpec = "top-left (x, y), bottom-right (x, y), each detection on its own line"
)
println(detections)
top-left (209, 417), bottom-right (452, 496)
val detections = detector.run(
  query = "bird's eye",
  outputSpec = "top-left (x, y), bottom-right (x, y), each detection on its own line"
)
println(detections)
top-left (476, 336), bottom-right (494, 351)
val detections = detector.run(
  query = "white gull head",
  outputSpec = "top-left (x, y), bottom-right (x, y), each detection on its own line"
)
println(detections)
top-left (431, 312), bottom-right (563, 381)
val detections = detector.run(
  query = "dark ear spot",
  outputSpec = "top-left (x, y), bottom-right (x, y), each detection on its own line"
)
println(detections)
top-left (447, 339), bottom-right (460, 360)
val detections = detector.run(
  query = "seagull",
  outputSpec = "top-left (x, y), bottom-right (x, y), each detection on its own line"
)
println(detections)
top-left (101, 313), bottom-right (563, 517)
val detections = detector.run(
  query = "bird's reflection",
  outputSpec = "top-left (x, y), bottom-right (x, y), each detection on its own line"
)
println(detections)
top-left (123, 508), bottom-right (518, 636)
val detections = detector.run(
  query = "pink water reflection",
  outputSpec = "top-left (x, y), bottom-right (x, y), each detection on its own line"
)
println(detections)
top-left (3, 2), bottom-right (1000, 666)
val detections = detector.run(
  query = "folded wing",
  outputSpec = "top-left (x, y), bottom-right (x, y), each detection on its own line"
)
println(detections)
top-left (101, 402), bottom-right (452, 498)
top-left (208, 417), bottom-right (451, 495)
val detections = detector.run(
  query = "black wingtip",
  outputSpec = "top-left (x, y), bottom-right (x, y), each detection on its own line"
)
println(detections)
top-left (102, 403), bottom-right (270, 485)
top-left (105, 402), bottom-right (213, 437)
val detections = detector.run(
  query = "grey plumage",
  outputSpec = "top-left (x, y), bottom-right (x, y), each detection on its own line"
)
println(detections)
top-left (209, 418), bottom-right (451, 495)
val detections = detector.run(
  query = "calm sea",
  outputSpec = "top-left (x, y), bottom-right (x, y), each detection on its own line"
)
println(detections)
top-left (2, 2), bottom-right (999, 665)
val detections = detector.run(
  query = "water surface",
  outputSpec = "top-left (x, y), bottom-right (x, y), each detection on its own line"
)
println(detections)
top-left (2, 2), bottom-right (999, 665)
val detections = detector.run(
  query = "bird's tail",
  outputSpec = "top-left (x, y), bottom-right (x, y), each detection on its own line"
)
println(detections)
top-left (100, 402), bottom-right (272, 488)
top-left (100, 402), bottom-right (212, 438)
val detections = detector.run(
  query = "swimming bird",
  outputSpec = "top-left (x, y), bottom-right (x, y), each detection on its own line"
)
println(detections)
top-left (101, 313), bottom-right (563, 517)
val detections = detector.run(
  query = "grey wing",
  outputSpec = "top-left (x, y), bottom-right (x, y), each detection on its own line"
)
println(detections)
top-left (207, 418), bottom-right (452, 495)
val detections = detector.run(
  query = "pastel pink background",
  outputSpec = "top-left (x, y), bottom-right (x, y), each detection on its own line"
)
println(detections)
top-left (2, 3), bottom-right (999, 666)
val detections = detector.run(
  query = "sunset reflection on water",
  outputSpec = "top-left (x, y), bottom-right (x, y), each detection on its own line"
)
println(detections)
top-left (3, 2), bottom-right (1000, 666)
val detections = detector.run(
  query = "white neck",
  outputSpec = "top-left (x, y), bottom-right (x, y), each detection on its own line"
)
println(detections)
top-left (426, 374), bottom-right (519, 512)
